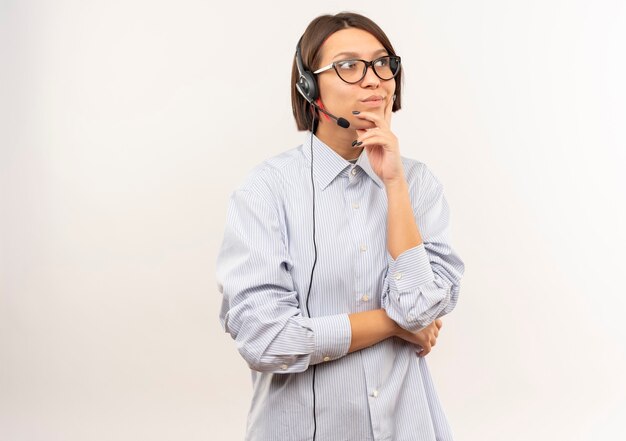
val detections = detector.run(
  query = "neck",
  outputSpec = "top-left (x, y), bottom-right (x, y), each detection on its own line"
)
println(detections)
top-left (315, 118), bottom-right (363, 161)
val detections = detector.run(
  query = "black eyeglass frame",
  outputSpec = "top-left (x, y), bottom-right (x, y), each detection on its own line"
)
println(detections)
top-left (313, 55), bottom-right (402, 84)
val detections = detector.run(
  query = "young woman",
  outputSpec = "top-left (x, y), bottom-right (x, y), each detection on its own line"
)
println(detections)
top-left (217, 12), bottom-right (465, 441)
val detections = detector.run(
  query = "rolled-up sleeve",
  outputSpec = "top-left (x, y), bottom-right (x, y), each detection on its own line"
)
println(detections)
top-left (217, 188), bottom-right (352, 373)
top-left (381, 165), bottom-right (465, 332)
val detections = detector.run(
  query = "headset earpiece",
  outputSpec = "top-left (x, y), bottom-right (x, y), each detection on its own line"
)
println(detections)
top-left (295, 38), bottom-right (319, 103)
top-left (297, 72), bottom-right (318, 103)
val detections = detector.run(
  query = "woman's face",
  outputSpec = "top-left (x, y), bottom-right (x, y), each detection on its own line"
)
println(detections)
top-left (316, 28), bottom-right (396, 131)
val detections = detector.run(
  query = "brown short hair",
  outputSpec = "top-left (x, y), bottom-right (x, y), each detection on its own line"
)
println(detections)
top-left (291, 12), bottom-right (403, 131)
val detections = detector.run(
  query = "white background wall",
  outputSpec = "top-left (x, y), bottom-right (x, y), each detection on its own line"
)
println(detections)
top-left (1, 1), bottom-right (625, 440)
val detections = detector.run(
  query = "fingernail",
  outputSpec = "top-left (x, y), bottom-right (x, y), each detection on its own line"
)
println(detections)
top-left (351, 140), bottom-right (358, 147)
top-left (352, 110), bottom-right (360, 114)
top-left (355, 141), bottom-right (363, 147)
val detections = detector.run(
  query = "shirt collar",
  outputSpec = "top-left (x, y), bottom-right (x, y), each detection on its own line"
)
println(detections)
top-left (301, 132), bottom-right (384, 191)
top-left (355, 147), bottom-right (384, 189)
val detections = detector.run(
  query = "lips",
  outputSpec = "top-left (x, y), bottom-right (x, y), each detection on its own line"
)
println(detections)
top-left (361, 95), bottom-right (384, 102)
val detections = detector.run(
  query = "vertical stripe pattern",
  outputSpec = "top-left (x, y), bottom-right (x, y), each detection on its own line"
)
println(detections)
top-left (216, 132), bottom-right (465, 441)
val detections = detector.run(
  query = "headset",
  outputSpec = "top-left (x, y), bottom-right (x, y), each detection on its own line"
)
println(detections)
top-left (296, 38), bottom-right (350, 129)
top-left (294, 37), bottom-right (350, 441)
top-left (296, 37), bottom-right (321, 441)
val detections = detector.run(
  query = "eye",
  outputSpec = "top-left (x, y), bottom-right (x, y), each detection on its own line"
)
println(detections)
top-left (374, 57), bottom-right (389, 67)
top-left (336, 60), bottom-right (359, 70)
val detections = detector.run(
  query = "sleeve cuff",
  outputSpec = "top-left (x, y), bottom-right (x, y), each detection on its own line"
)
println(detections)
top-left (308, 314), bottom-right (351, 364)
top-left (387, 243), bottom-right (435, 293)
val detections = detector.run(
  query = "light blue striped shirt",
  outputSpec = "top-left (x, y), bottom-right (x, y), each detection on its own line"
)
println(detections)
top-left (217, 132), bottom-right (465, 441)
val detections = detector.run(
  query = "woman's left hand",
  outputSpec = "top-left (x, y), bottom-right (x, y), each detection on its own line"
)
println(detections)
top-left (353, 95), bottom-right (405, 185)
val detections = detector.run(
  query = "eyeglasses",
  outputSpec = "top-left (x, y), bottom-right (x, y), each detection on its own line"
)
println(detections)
top-left (313, 55), bottom-right (401, 84)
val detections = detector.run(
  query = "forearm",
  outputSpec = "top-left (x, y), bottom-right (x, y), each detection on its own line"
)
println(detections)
top-left (348, 309), bottom-right (399, 352)
top-left (385, 177), bottom-right (422, 259)
top-left (381, 171), bottom-right (465, 331)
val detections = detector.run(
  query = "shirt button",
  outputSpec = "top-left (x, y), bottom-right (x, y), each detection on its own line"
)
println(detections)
top-left (361, 294), bottom-right (369, 302)
top-left (352, 202), bottom-right (360, 209)
top-left (280, 364), bottom-right (288, 370)
top-left (323, 356), bottom-right (330, 362)
top-left (394, 272), bottom-right (402, 280)
top-left (360, 244), bottom-right (367, 252)
top-left (351, 168), bottom-right (357, 176)
top-left (371, 389), bottom-right (379, 398)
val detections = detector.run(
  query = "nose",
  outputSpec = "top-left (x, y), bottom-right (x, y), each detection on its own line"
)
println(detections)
top-left (360, 64), bottom-right (380, 88)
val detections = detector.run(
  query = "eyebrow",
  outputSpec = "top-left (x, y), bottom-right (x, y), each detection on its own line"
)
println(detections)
top-left (332, 48), bottom-right (389, 60)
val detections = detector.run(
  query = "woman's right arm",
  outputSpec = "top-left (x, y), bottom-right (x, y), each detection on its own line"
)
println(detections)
top-left (347, 310), bottom-right (442, 356)
top-left (218, 188), bottom-right (355, 374)
top-left (347, 309), bottom-right (397, 352)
